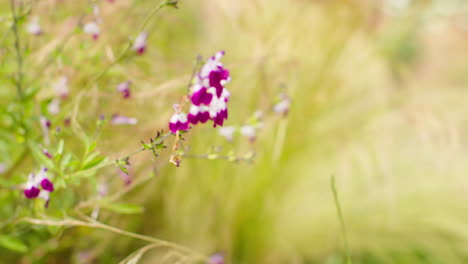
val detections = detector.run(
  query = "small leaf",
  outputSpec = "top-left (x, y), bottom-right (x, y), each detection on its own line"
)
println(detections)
top-left (86, 141), bottom-right (97, 153)
top-left (82, 155), bottom-right (107, 170)
top-left (0, 235), bottom-right (28, 253)
top-left (57, 140), bottom-right (64, 155)
top-left (102, 203), bottom-right (144, 215)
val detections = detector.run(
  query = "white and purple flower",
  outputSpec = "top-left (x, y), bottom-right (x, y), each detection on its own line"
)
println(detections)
top-left (111, 114), bottom-right (138, 125)
top-left (84, 21), bottom-right (100, 40)
top-left (132, 32), bottom-right (148, 55)
top-left (54, 76), bottom-right (69, 99)
top-left (168, 51), bottom-right (231, 132)
top-left (169, 104), bottom-right (189, 133)
top-left (26, 16), bottom-right (42, 36)
top-left (273, 93), bottom-right (291, 116)
top-left (23, 168), bottom-right (54, 206)
top-left (117, 81), bottom-right (132, 99)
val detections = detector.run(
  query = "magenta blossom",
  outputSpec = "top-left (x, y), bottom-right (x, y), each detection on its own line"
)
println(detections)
top-left (84, 21), bottom-right (100, 40)
top-left (43, 149), bottom-right (53, 159)
top-left (132, 32), bottom-right (148, 55)
top-left (23, 168), bottom-right (54, 206)
top-left (117, 81), bottom-right (132, 99)
top-left (169, 104), bottom-right (189, 133)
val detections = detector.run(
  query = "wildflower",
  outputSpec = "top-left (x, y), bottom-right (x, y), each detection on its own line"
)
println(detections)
top-left (40, 116), bottom-right (51, 145)
top-left (48, 98), bottom-right (61, 115)
top-left (43, 149), bottom-right (53, 159)
top-left (117, 81), bottom-right (131, 99)
top-left (169, 104), bottom-right (189, 133)
top-left (207, 253), bottom-right (225, 264)
top-left (111, 114), bottom-right (138, 125)
top-left (84, 21), bottom-right (100, 40)
top-left (26, 16), bottom-right (42, 36)
top-left (23, 168), bottom-right (54, 207)
top-left (54, 76), bottom-right (69, 99)
top-left (132, 32), bottom-right (148, 55)
top-left (273, 93), bottom-right (291, 116)
top-left (169, 51), bottom-right (231, 132)
top-left (187, 105), bottom-right (210, 125)
top-left (240, 125), bottom-right (256, 142)
top-left (218, 126), bottom-right (236, 141)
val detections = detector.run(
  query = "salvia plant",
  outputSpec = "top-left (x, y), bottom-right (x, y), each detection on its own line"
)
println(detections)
top-left (0, 0), bottom-right (290, 263)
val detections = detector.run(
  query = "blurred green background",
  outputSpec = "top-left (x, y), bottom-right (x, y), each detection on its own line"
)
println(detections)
top-left (3, 0), bottom-right (468, 263)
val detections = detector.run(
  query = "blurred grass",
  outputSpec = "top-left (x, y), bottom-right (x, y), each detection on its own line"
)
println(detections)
top-left (3, 0), bottom-right (468, 263)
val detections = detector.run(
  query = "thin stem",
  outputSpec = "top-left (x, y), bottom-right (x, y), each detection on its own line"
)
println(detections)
top-left (10, 0), bottom-right (24, 100)
top-left (330, 175), bottom-right (352, 264)
top-left (186, 55), bottom-right (202, 93)
top-left (17, 217), bottom-right (206, 260)
top-left (88, 0), bottom-right (171, 86)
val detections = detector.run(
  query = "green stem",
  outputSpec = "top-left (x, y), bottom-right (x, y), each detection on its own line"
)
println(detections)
top-left (17, 217), bottom-right (205, 260)
top-left (10, 0), bottom-right (24, 100)
top-left (331, 175), bottom-right (352, 264)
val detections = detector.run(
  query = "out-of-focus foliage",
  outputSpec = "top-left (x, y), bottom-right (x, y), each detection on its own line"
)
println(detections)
top-left (2, 0), bottom-right (468, 263)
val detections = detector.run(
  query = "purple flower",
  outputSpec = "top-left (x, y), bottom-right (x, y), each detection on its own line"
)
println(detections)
top-left (169, 104), bottom-right (189, 133)
top-left (54, 76), bottom-right (69, 99)
top-left (23, 168), bottom-right (54, 205)
top-left (43, 149), bottom-right (53, 159)
top-left (40, 178), bottom-right (54, 192)
top-left (207, 253), bottom-right (225, 264)
top-left (84, 22), bottom-right (100, 40)
top-left (40, 116), bottom-right (51, 145)
top-left (132, 32), bottom-right (148, 55)
top-left (169, 51), bottom-right (231, 132)
top-left (117, 81), bottom-right (132, 99)
top-left (188, 51), bottom-right (231, 128)
top-left (111, 114), bottom-right (138, 125)
top-left (187, 105), bottom-right (210, 125)
top-left (273, 93), bottom-right (291, 116)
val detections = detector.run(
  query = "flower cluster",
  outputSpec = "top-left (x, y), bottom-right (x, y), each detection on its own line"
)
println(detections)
top-left (169, 51), bottom-right (231, 133)
top-left (23, 168), bottom-right (54, 206)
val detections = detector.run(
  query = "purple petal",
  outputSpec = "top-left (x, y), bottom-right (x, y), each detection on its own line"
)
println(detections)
top-left (24, 187), bottom-right (40, 199)
top-left (201, 92), bottom-right (213, 105)
top-left (41, 178), bottom-right (54, 192)
top-left (169, 122), bottom-right (178, 133)
top-left (191, 88), bottom-right (205, 106)
top-left (179, 121), bottom-right (189, 131)
top-left (188, 113), bottom-right (199, 125)
top-left (199, 112), bottom-right (210, 123)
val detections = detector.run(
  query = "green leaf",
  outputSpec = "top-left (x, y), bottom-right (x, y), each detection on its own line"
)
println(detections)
top-left (86, 141), bottom-right (97, 153)
top-left (0, 235), bottom-right (28, 253)
top-left (57, 139), bottom-right (64, 155)
top-left (81, 153), bottom-right (107, 170)
top-left (102, 203), bottom-right (144, 215)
